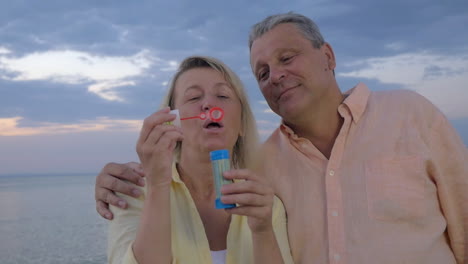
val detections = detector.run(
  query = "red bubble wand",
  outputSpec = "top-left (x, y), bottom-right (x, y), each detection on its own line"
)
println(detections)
top-left (180, 107), bottom-right (224, 122)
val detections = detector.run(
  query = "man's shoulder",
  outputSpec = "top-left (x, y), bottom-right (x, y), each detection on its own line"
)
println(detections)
top-left (371, 89), bottom-right (428, 104)
top-left (367, 88), bottom-right (445, 129)
top-left (261, 126), bottom-right (284, 148)
top-left (370, 89), bottom-right (439, 115)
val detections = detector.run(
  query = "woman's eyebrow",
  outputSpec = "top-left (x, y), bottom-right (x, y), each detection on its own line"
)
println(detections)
top-left (183, 85), bottom-right (202, 95)
top-left (213, 82), bottom-right (233, 91)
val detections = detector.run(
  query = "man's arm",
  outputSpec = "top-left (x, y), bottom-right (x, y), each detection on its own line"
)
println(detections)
top-left (429, 113), bottom-right (468, 264)
top-left (95, 162), bottom-right (145, 219)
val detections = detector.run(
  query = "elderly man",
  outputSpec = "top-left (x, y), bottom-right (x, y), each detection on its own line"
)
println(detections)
top-left (95, 12), bottom-right (468, 264)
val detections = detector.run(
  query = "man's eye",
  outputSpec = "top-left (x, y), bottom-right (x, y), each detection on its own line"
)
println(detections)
top-left (258, 71), bottom-right (269, 81)
top-left (281, 56), bottom-right (292, 63)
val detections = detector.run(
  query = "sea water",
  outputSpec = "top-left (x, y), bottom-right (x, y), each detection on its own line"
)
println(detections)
top-left (0, 173), bottom-right (107, 264)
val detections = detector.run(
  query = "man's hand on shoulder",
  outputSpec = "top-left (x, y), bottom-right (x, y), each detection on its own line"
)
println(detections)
top-left (95, 162), bottom-right (145, 220)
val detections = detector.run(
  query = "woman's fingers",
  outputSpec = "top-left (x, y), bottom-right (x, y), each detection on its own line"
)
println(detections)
top-left (220, 192), bottom-right (268, 207)
top-left (136, 124), bottom-right (183, 158)
top-left (220, 169), bottom-right (275, 233)
top-left (154, 129), bottom-right (184, 151)
top-left (146, 124), bottom-right (182, 146)
top-left (221, 171), bottom-right (272, 197)
top-left (224, 205), bottom-right (271, 218)
top-left (137, 107), bottom-right (177, 146)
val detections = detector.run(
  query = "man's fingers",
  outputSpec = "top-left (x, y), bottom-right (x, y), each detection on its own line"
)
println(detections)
top-left (107, 175), bottom-right (141, 198)
top-left (125, 162), bottom-right (145, 178)
top-left (95, 186), bottom-right (129, 208)
top-left (96, 200), bottom-right (113, 220)
top-left (100, 162), bottom-right (144, 186)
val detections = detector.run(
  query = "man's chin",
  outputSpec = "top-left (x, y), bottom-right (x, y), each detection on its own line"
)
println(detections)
top-left (278, 106), bottom-right (301, 122)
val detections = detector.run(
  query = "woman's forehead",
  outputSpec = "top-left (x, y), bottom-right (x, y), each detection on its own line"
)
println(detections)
top-left (175, 68), bottom-right (233, 93)
top-left (177, 67), bottom-right (224, 84)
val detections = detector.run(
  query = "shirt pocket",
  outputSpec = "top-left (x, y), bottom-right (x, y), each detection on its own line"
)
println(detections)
top-left (365, 155), bottom-right (427, 221)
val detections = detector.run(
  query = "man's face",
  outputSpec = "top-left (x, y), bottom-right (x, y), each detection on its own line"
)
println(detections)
top-left (250, 23), bottom-right (336, 122)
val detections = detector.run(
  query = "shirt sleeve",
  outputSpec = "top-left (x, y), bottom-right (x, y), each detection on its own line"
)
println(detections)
top-left (107, 187), bottom-right (145, 264)
top-left (429, 112), bottom-right (468, 264)
top-left (271, 196), bottom-right (294, 264)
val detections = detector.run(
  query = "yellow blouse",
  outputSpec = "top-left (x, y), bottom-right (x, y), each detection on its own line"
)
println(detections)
top-left (108, 164), bottom-right (294, 264)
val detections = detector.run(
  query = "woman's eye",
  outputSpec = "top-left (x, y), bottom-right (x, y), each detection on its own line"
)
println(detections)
top-left (218, 95), bottom-right (229, 99)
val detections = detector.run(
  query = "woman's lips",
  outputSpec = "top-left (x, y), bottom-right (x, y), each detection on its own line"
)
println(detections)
top-left (203, 119), bottom-right (224, 133)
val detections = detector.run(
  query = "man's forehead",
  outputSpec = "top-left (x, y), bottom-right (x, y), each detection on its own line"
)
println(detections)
top-left (250, 24), bottom-right (302, 53)
top-left (250, 34), bottom-right (302, 72)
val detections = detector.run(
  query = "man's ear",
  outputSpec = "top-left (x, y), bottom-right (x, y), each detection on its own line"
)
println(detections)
top-left (323, 42), bottom-right (336, 71)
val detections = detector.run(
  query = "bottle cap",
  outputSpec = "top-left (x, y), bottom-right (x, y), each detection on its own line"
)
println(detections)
top-left (169, 109), bottom-right (181, 127)
top-left (210, 149), bottom-right (229, 161)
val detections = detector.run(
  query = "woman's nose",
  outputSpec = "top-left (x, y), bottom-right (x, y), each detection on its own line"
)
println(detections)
top-left (201, 100), bottom-right (213, 112)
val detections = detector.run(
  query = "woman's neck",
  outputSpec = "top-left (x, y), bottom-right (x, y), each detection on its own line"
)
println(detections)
top-left (178, 148), bottom-right (215, 200)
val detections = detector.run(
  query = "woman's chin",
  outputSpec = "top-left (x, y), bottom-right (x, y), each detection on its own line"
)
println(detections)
top-left (203, 141), bottom-right (231, 152)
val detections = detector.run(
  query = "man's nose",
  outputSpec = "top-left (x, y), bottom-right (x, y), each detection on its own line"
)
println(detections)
top-left (269, 67), bottom-right (286, 85)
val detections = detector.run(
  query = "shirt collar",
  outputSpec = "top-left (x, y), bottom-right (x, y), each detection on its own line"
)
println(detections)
top-left (280, 82), bottom-right (371, 138)
top-left (172, 163), bottom-right (183, 183)
top-left (341, 82), bottom-right (370, 124)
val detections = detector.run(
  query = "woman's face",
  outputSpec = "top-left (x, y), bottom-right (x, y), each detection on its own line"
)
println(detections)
top-left (173, 67), bottom-right (242, 154)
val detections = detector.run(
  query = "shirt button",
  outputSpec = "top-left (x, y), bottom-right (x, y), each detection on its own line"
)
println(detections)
top-left (329, 170), bottom-right (335, 176)
top-left (334, 253), bottom-right (341, 261)
top-left (331, 210), bottom-right (338, 217)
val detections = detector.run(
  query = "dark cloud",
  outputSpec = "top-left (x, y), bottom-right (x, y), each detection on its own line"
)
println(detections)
top-left (321, 0), bottom-right (468, 59)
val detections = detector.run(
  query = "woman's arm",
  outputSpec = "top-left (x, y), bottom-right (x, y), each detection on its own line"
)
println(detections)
top-left (132, 185), bottom-right (172, 264)
top-left (132, 107), bottom-right (183, 264)
top-left (221, 169), bottom-right (291, 264)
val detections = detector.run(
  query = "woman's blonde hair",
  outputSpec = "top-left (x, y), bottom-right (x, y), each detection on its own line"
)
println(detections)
top-left (162, 55), bottom-right (259, 169)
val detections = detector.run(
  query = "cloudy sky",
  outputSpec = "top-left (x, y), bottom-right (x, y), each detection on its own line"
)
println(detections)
top-left (1, 0), bottom-right (467, 175)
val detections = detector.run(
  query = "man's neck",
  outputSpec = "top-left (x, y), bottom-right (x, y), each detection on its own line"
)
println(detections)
top-left (285, 92), bottom-right (345, 159)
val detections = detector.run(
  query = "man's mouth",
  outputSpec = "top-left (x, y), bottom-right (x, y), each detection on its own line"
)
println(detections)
top-left (277, 85), bottom-right (299, 101)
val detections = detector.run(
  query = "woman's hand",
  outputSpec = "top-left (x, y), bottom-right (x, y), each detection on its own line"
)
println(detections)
top-left (136, 107), bottom-right (184, 188)
top-left (220, 169), bottom-right (275, 233)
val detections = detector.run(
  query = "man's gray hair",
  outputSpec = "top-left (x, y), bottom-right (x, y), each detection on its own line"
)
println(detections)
top-left (248, 12), bottom-right (325, 50)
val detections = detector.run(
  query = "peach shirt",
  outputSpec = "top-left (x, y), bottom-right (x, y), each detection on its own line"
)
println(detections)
top-left (259, 83), bottom-right (468, 264)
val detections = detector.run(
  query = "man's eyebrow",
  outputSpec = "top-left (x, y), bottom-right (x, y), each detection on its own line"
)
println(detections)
top-left (252, 48), bottom-right (296, 74)
top-left (252, 59), bottom-right (264, 75)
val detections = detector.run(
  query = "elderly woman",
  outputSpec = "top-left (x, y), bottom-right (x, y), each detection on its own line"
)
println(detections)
top-left (107, 56), bottom-right (293, 264)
